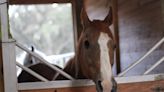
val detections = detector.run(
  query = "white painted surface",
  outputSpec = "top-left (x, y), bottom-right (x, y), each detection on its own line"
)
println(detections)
top-left (16, 62), bottom-right (49, 82)
top-left (2, 41), bottom-right (18, 92)
top-left (0, 2), bottom-right (9, 41)
top-left (98, 32), bottom-right (113, 92)
top-left (18, 79), bottom-right (94, 90)
top-left (16, 42), bottom-right (75, 80)
top-left (1, 0), bottom-right (18, 92)
top-left (18, 74), bottom-right (164, 90)
top-left (85, 0), bottom-right (111, 21)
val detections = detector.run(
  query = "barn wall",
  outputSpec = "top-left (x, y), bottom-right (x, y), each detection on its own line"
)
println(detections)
top-left (118, 0), bottom-right (164, 76)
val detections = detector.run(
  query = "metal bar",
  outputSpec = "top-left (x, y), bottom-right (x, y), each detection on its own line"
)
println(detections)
top-left (118, 37), bottom-right (164, 77)
top-left (16, 62), bottom-right (49, 82)
top-left (144, 56), bottom-right (164, 75)
top-left (16, 42), bottom-right (75, 80)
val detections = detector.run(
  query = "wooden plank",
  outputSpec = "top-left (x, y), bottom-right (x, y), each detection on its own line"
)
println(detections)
top-left (118, 37), bottom-right (164, 77)
top-left (1, 0), bottom-right (18, 92)
top-left (72, 0), bottom-right (83, 40)
top-left (0, 1), bottom-right (7, 92)
top-left (118, 80), bottom-right (164, 92)
top-left (19, 81), bottom-right (164, 92)
top-left (19, 79), bottom-right (164, 92)
top-left (115, 74), bottom-right (164, 84)
top-left (18, 74), bottom-right (164, 90)
top-left (20, 86), bottom-right (96, 92)
top-left (118, 0), bottom-right (163, 76)
top-left (111, 0), bottom-right (121, 74)
top-left (0, 45), bottom-right (4, 92)
top-left (2, 40), bottom-right (18, 92)
top-left (71, 0), bottom-right (83, 76)
top-left (162, 0), bottom-right (164, 26)
top-left (0, 2), bottom-right (9, 42)
top-left (18, 80), bottom-right (94, 90)
top-left (9, 0), bottom-right (71, 4)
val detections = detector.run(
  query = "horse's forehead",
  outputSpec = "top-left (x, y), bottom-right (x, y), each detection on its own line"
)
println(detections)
top-left (85, 26), bottom-right (112, 39)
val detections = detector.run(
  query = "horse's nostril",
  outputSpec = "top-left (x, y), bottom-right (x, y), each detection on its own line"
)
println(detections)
top-left (84, 40), bottom-right (90, 49)
top-left (95, 80), bottom-right (103, 92)
top-left (98, 80), bottom-right (103, 91)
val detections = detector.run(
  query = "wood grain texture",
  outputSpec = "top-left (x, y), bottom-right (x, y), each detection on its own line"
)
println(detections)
top-left (9, 0), bottom-right (71, 4)
top-left (111, 0), bottom-right (121, 74)
top-left (0, 45), bottom-right (4, 92)
top-left (118, 0), bottom-right (164, 76)
top-left (19, 86), bottom-right (96, 92)
top-left (161, 0), bottom-right (164, 28)
top-left (19, 80), bottom-right (164, 92)
top-left (118, 80), bottom-right (164, 92)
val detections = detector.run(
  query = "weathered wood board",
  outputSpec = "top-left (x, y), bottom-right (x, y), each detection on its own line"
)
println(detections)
top-left (118, 0), bottom-right (164, 76)
top-left (19, 86), bottom-right (96, 92)
top-left (20, 80), bottom-right (164, 92)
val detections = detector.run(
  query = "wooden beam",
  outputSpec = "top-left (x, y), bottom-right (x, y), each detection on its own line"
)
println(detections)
top-left (9, 0), bottom-right (71, 5)
top-left (111, 0), bottom-right (121, 74)
top-left (0, 45), bottom-right (4, 92)
top-left (72, 0), bottom-right (83, 40)
top-left (161, 0), bottom-right (164, 27)
top-left (18, 74), bottom-right (164, 92)
top-left (20, 86), bottom-right (96, 92)
top-left (19, 80), bottom-right (164, 92)
top-left (18, 80), bottom-right (94, 90)
top-left (1, 0), bottom-right (18, 92)
top-left (118, 80), bottom-right (164, 92)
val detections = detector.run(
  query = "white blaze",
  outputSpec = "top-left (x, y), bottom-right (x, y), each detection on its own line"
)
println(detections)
top-left (98, 32), bottom-right (112, 92)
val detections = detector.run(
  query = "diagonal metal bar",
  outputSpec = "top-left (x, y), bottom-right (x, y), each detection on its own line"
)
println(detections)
top-left (144, 56), bottom-right (164, 75)
top-left (118, 37), bottom-right (164, 77)
top-left (16, 42), bottom-right (75, 80)
top-left (16, 62), bottom-right (49, 82)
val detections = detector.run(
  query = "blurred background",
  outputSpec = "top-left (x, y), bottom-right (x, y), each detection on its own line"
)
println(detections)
top-left (9, 4), bottom-right (75, 68)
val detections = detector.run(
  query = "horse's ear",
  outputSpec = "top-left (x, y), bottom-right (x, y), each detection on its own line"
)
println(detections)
top-left (103, 7), bottom-right (113, 26)
top-left (81, 8), bottom-right (91, 28)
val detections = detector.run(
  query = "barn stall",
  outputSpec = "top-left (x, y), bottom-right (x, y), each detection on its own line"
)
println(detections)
top-left (0, 0), bottom-right (164, 92)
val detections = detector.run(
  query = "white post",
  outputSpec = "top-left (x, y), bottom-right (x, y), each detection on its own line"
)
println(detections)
top-left (0, 0), bottom-right (18, 92)
top-left (118, 37), bottom-right (164, 77)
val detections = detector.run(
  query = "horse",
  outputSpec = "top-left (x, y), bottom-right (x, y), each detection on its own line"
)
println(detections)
top-left (18, 46), bottom-right (61, 82)
top-left (18, 6), bottom-right (117, 92)
top-left (56, 6), bottom-right (117, 92)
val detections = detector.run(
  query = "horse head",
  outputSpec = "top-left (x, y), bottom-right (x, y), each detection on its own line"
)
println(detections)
top-left (77, 7), bottom-right (117, 92)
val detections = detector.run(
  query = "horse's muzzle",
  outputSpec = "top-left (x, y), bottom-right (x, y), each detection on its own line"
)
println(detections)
top-left (95, 80), bottom-right (103, 92)
top-left (95, 78), bottom-right (117, 92)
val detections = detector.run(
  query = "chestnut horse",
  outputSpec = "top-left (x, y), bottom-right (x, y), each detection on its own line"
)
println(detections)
top-left (18, 6), bottom-right (117, 92)
top-left (56, 7), bottom-right (117, 92)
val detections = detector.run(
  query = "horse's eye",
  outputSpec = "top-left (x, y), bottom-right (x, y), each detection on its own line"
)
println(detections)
top-left (113, 44), bottom-right (117, 49)
top-left (84, 40), bottom-right (90, 49)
